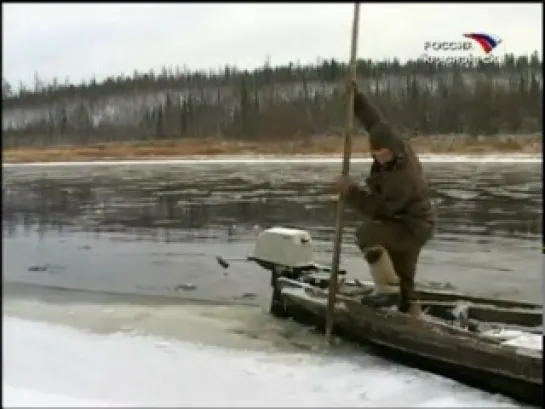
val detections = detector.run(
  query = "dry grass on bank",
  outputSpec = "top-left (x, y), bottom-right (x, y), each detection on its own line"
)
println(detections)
top-left (2, 134), bottom-right (542, 163)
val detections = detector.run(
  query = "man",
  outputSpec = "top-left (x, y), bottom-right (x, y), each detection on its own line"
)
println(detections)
top-left (334, 83), bottom-right (435, 317)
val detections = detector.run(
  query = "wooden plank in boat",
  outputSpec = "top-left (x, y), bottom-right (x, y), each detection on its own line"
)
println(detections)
top-left (281, 284), bottom-right (488, 342)
top-left (421, 300), bottom-right (543, 327)
top-left (416, 289), bottom-right (540, 310)
top-left (281, 279), bottom-right (541, 336)
top-left (290, 276), bottom-right (541, 310)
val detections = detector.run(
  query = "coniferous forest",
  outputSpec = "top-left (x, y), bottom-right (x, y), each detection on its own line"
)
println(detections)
top-left (2, 52), bottom-right (542, 149)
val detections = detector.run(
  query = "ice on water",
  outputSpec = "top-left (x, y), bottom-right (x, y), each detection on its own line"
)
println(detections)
top-left (4, 316), bottom-right (523, 407)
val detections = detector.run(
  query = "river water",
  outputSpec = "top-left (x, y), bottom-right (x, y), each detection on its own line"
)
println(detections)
top-left (2, 159), bottom-right (542, 351)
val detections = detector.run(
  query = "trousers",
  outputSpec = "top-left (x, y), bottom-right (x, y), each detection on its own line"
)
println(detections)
top-left (355, 220), bottom-right (432, 312)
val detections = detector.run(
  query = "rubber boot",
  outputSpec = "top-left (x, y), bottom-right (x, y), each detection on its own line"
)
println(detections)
top-left (360, 246), bottom-right (400, 309)
top-left (406, 301), bottom-right (424, 319)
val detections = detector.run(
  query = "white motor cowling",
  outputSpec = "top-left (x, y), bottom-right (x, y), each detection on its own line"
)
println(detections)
top-left (250, 227), bottom-right (314, 269)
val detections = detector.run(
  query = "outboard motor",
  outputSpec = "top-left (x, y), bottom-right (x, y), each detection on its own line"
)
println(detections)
top-left (247, 227), bottom-right (345, 317)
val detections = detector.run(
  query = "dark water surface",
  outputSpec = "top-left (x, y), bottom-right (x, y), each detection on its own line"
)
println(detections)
top-left (3, 160), bottom-right (542, 305)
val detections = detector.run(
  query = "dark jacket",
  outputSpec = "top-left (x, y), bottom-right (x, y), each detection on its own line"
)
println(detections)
top-left (345, 90), bottom-right (436, 238)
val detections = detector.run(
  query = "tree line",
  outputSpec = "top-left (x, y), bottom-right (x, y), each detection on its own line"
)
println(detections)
top-left (2, 52), bottom-right (542, 148)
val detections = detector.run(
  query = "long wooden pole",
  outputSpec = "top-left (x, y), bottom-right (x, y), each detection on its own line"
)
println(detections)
top-left (325, 2), bottom-right (361, 341)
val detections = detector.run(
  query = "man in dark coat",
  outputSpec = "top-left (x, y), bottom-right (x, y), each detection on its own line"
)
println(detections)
top-left (335, 83), bottom-right (436, 316)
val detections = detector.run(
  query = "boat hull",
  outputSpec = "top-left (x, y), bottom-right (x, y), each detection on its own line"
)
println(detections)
top-left (275, 280), bottom-right (543, 406)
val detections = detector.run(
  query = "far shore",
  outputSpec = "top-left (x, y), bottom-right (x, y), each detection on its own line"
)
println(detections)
top-left (2, 135), bottom-right (542, 164)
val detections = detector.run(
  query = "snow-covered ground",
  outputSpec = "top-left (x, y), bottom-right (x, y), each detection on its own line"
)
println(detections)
top-left (2, 153), bottom-right (541, 168)
top-left (3, 316), bottom-right (523, 407)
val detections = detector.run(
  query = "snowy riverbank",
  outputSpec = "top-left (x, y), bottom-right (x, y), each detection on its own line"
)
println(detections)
top-left (4, 316), bottom-right (523, 407)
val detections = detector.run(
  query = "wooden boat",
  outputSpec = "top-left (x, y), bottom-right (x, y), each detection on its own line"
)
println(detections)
top-left (244, 227), bottom-right (543, 406)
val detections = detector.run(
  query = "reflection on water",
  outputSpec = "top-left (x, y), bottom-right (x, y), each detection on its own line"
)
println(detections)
top-left (2, 162), bottom-right (542, 304)
top-left (3, 162), bottom-right (541, 240)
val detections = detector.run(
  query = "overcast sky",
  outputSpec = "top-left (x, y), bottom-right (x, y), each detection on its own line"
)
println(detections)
top-left (2, 2), bottom-right (542, 87)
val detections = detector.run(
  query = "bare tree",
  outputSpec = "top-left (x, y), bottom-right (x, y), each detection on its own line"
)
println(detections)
top-left (2, 53), bottom-right (542, 148)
